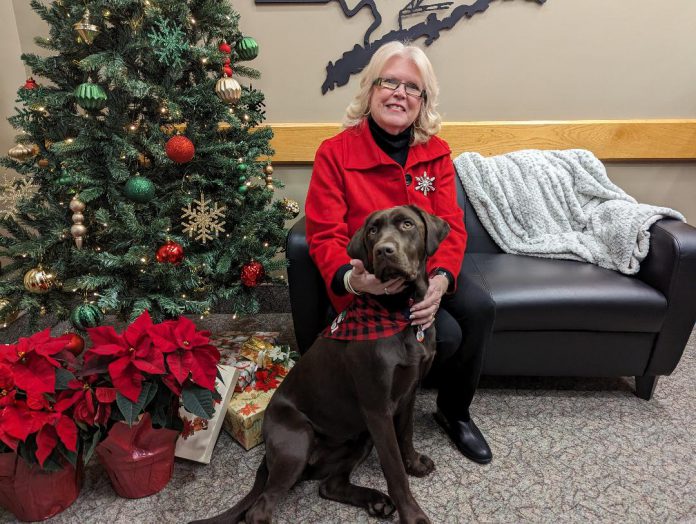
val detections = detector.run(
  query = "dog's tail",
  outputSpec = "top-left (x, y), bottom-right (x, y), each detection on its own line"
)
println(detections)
top-left (188, 455), bottom-right (269, 524)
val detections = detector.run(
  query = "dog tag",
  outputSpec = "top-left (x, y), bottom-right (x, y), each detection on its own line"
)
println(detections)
top-left (330, 310), bottom-right (347, 333)
top-left (416, 325), bottom-right (425, 343)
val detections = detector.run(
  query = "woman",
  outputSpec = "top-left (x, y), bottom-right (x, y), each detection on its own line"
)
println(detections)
top-left (305, 41), bottom-right (494, 464)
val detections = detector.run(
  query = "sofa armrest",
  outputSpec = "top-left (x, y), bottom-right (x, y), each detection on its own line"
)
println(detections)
top-left (637, 218), bottom-right (696, 375)
top-left (286, 216), bottom-right (330, 354)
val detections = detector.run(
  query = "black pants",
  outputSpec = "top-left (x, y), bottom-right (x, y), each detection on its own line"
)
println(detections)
top-left (431, 268), bottom-right (496, 421)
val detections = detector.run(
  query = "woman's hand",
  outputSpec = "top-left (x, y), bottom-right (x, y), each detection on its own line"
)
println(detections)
top-left (410, 275), bottom-right (448, 329)
top-left (349, 259), bottom-right (406, 296)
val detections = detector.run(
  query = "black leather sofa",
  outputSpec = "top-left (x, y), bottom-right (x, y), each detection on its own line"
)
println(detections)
top-left (286, 176), bottom-right (696, 400)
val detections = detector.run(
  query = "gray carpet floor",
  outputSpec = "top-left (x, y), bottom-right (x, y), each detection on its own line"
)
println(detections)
top-left (1, 314), bottom-right (694, 523)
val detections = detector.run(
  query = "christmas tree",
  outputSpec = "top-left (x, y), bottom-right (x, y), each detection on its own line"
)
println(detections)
top-left (0, 0), bottom-right (298, 329)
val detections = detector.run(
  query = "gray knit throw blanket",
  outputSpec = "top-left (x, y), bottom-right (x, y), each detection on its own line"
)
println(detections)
top-left (453, 149), bottom-right (685, 275)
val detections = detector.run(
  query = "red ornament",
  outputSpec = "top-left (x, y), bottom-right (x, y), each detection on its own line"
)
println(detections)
top-left (223, 58), bottom-right (231, 66)
top-left (165, 135), bottom-right (195, 164)
top-left (223, 66), bottom-right (233, 77)
top-left (64, 333), bottom-right (85, 356)
top-left (156, 240), bottom-right (185, 265)
top-left (23, 77), bottom-right (38, 90)
top-left (218, 41), bottom-right (232, 54)
top-left (241, 261), bottom-right (265, 287)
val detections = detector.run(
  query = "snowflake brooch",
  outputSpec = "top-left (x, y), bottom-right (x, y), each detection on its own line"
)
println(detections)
top-left (181, 193), bottom-right (226, 244)
top-left (415, 172), bottom-right (436, 196)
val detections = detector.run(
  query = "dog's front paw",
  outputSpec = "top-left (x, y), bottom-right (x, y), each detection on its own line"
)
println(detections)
top-left (367, 492), bottom-right (396, 518)
top-left (404, 453), bottom-right (435, 477)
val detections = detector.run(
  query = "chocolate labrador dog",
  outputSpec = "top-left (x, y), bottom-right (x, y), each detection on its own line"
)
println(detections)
top-left (193, 205), bottom-right (449, 524)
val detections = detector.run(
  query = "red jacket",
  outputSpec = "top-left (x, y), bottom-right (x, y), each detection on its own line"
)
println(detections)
top-left (305, 120), bottom-right (467, 313)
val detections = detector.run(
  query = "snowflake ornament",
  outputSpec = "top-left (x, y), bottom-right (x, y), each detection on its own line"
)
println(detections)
top-left (181, 193), bottom-right (226, 244)
top-left (415, 172), bottom-right (436, 196)
top-left (0, 177), bottom-right (38, 220)
top-left (147, 20), bottom-right (189, 68)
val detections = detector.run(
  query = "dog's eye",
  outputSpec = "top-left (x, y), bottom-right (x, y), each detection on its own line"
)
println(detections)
top-left (368, 226), bottom-right (378, 235)
top-left (402, 220), bottom-right (414, 229)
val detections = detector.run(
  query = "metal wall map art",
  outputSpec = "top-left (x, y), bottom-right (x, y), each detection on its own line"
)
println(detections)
top-left (255, 0), bottom-right (547, 93)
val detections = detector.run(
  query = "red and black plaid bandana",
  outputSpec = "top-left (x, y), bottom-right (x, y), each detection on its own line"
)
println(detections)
top-left (322, 294), bottom-right (416, 341)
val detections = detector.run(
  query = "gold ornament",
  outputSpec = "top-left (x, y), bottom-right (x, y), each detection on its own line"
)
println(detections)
top-left (8, 143), bottom-right (39, 162)
top-left (215, 76), bottom-right (241, 105)
top-left (217, 121), bottom-right (232, 133)
top-left (38, 158), bottom-right (50, 168)
top-left (69, 195), bottom-right (87, 249)
top-left (0, 300), bottom-right (20, 327)
top-left (263, 164), bottom-right (274, 176)
top-left (181, 193), bottom-right (226, 244)
top-left (280, 198), bottom-right (300, 218)
top-left (242, 114), bottom-right (251, 123)
top-left (24, 266), bottom-right (56, 294)
top-left (137, 153), bottom-right (151, 168)
top-left (160, 122), bottom-right (188, 136)
top-left (74, 10), bottom-right (100, 45)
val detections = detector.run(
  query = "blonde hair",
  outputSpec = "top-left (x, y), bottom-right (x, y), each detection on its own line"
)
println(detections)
top-left (343, 41), bottom-right (441, 145)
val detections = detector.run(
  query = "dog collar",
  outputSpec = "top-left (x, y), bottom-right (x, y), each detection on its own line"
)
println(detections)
top-left (322, 294), bottom-right (423, 342)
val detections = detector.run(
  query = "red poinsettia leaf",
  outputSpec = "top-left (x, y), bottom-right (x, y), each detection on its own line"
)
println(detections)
top-left (187, 348), bottom-right (219, 391)
top-left (12, 353), bottom-right (56, 395)
top-left (0, 363), bottom-right (14, 389)
top-left (25, 329), bottom-right (52, 347)
top-left (166, 350), bottom-right (188, 385)
top-left (54, 390), bottom-right (82, 412)
top-left (86, 343), bottom-right (126, 357)
top-left (171, 316), bottom-right (209, 347)
top-left (25, 392), bottom-right (50, 410)
top-left (123, 311), bottom-right (154, 347)
top-left (34, 337), bottom-right (71, 358)
top-left (0, 426), bottom-right (20, 450)
top-left (132, 357), bottom-right (165, 375)
top-left (95, 387), bottom-right (117, 403)
top-left (66, 379), bottom-right (83, 390)
top-left (35, 424), bottom-right (58, 467)
top-left (0, 404), bottom-right (34, 442)
top-left (161, 373), bottom-right (183, 396)
top-left (108, 357), bottom-right (144, 402)
top-left (147, 324), bottom-right (179, 354)
top-left (56, 415), bottom-right (78, 451)
top-left (85, 325), bottom-right (122, 347)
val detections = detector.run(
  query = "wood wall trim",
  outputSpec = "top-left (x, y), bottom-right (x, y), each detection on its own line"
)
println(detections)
top-left (267, 120), bottom-right (696, 163)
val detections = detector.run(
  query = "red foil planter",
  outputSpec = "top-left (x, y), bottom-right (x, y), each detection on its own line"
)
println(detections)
top-left (96, 413), bottom-right (179, 499)
top-left (0, 453), bottom-right (83, 522)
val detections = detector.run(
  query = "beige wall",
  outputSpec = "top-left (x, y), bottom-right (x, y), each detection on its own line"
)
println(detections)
top-left (0, 2), bottom-right (28, 164)
top-left (5, 0), bottom-right (696, 222)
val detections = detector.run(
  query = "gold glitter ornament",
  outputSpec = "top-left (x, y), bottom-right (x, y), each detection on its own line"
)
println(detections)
top-left (215, 76), bottom-right (241, 105)
top-left (217, 121), bottom-right (232, 133)
top-left (263, 164), bottom-right (274, 176)
top-left (280, 198), bottom-right (300, 218)
top-left (24, 266), bottom-right (56, 294)
top-left (8, 143), bottom-right (38, 162)
top-left (73, 10), bottom-right (100, 45)
top-left (69, 195), bottom-right (87, 249)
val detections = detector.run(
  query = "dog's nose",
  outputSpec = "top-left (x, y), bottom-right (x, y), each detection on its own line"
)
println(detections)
top-left (374, 242), bottom-right (396, 258)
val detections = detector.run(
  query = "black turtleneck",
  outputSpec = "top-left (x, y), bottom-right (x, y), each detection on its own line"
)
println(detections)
top-left (367, 115), bottom-right (411, 167)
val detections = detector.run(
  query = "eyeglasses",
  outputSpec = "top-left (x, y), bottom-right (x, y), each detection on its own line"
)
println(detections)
top-left (373, 77), bottom-right (426, 100)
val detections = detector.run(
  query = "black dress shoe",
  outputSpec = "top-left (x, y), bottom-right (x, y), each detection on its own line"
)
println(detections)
top-left (433, 410), bottom-right (492, 464)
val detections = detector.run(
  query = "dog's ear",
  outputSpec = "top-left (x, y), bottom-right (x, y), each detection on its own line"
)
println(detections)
top-left (409, 206), bottom-right (450, 257)
top-left (347, 226), bottom-right (370, 266)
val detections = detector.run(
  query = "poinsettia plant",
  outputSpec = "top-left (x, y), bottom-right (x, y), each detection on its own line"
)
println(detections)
top-left (82, 311), bottom-right (222, 429)
top-left (0, 330), bottom-right (107, 471)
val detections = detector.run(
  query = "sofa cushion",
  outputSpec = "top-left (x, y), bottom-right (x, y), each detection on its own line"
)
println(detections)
top-left (464, 253), bottom-right (667, 332)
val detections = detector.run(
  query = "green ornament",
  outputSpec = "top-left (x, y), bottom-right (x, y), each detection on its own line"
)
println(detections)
top-left (124, 177), bottom-right (156, 203)
top-left (74, 81), bottom-right (107, 110)
top-left (237, 162), bottom-right (248, 173)
top-left (70, 303), bottom-right (103, 330)
top-left (236, 37), bottom-right (259, 61)
top-left (238, 185), bottom-right (248, 194)
top-left (238, 175), bottom-right (247, 182)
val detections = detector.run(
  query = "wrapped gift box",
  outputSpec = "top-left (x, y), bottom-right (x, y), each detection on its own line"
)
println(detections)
top-left (175, 365), bottom-right (240, 463)
top-left (223, 377), bottom-right (284, 450)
